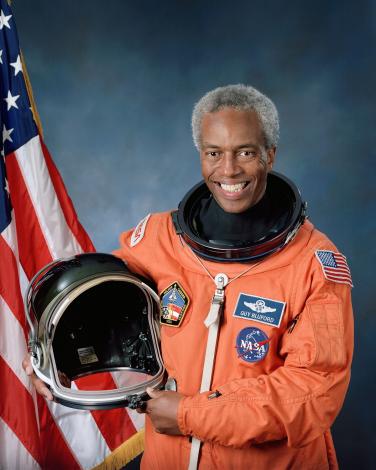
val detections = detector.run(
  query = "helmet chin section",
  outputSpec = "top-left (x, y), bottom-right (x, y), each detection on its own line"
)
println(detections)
top-left (25, 253), bottom-right (165, 410)
top-left (172, 171), bottom-right (307, 263)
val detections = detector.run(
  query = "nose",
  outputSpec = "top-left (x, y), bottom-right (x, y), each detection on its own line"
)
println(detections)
top-left (222, 153), bottom-right (240, 177)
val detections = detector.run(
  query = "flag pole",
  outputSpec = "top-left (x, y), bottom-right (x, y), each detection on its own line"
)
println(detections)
top-left (7, 0), bottom-right (44, 136)
top-left (21, 51), bottom-right (44, 137)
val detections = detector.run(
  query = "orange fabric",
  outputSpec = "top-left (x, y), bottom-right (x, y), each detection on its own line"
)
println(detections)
top-left (114, 213), bottom-right (353, 470)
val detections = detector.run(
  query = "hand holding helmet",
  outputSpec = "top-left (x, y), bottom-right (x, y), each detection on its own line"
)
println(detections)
top-left (23, 354), bottom-right (53, 401)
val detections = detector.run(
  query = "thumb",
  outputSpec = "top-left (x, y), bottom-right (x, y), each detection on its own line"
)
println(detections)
top-left (146, 387), bottom-right (162, 399)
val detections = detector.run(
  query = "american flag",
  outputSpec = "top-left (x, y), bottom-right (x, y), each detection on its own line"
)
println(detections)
top-left (0, 1), bottom-right (143, 468)
top-left (315, 250), bottom-right (353, 287)
top-left (168, 303), bottom-right (182, 320)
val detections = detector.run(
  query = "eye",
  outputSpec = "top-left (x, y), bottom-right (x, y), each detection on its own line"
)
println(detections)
top-left (238, 150), bottom-right (256, 158)
top-left (206, 151), bottom-right (221, 158)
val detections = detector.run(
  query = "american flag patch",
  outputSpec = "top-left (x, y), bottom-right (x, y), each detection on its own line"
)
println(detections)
top-left (315, 250), bottom-right (353, 287)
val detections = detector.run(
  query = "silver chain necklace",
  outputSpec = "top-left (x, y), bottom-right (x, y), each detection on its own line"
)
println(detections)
top-left (189, 247), bottom-right (264, 324)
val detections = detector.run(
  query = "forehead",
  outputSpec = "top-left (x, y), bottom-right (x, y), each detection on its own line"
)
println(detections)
top-left (200, 108), bottom-right (264, 147)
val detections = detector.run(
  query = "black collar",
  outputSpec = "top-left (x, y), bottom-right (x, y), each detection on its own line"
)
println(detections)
top-left (172, 171), bottom-right (307, 262)
top-left (193, 181), bottom-right (291, 246)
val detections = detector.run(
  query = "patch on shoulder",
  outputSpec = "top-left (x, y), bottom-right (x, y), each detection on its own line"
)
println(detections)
top-left (160, 282), bottom-right (190, 327)
top-left (130, 214), bottom-right (151, 247)
top-left (315, 250), bottom-right (353, 287)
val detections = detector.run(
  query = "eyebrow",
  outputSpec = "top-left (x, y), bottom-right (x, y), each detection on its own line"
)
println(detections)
top-left (202, 142), bottom-right (258, 149)
top-left (202, 143), bottom-right (221, 149)
top-left (236, 144), bottom-right (258, 149)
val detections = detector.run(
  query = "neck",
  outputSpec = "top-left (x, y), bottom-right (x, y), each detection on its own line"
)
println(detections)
top-left (194, 183), bottom-right (289, 245)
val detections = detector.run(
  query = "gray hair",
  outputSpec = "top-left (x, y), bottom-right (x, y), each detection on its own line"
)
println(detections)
top-left (192, 84), bottom-right (279, 150)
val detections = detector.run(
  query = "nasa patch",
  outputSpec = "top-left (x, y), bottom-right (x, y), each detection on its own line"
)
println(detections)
top-left (160, 282), bottom-right (190, 327)
top-left (233, 294), bottom-right (286, 328)
top-left (236, 327), bottom-right (270, 363)
top-left (130, 214), bottom-right (151, 247)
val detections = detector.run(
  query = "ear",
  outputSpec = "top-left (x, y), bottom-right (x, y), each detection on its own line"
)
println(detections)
top-left (266, 146), bottom-right (276, 170)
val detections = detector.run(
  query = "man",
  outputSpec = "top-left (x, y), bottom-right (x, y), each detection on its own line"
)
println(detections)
top-left (26, 85), bottom-right (353, 469)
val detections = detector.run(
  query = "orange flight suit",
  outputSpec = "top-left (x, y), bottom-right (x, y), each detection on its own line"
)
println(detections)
top-left (114, 212), bottom-right (353, 470)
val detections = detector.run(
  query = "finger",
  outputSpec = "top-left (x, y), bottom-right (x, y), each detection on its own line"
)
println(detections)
top-left (146, 387), bottom-right (162, 399)
top-left (58, 371), bottom-right (72, 388)
top-left (40, 387), bottom-right (53, 401)
top-left (33, 378), bottom-right (53, 401)
top-left (22, 356), bottom-right (33, 376)
top-left (23, 356), bottom-right (53, 401)
top-left (43, 389), bottom-right (53, 401)
top-left (136, 401), bottom-right (148, 414)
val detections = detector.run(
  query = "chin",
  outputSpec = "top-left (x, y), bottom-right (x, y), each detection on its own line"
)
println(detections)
top-left (217, 199), bottom-right (254, 214)
top-left (209, 183), bottom-right (262, 214)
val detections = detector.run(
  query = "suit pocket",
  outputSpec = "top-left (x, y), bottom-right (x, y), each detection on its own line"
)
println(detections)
top-left (305, 302), bottom-right (346, 370)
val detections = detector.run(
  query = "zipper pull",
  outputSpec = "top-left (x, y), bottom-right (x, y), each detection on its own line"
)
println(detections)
top-left (208, 390), bottom-right (222, 399)
top-left (204, 273), bottom-right (228, 327)
top-left (288, 314), bottom-right (300, 333)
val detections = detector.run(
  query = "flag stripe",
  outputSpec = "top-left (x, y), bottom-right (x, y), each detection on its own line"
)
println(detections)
top-left (0, 417), bottom-right (40, 470)
top-left (36, 397), bottom-right (82, 470)
top-left (325, 275), bottom-right (352, 282)
top-left (41, 138), bottom-right (95, 253)
top-left (75, 373), bottom-right (138, 450)
top-left (325, 267), bottom-right (351, 275)
top-left (111, 371), bottom-right (146, 431)
top-left (14, 136), bottom-right (83, 259)
top-left (1, 216), bottom-right (30, 296)
top-left (326, 276), bottom-right (352, 286)
top-left (0, 295), bottom-right (31, 393)
top-left (0, 357), bottom-right (41, 464)
top-left (5, 152), bottom-right (53, 277)
top-left (48, 387), bottom-right (111, 470)
top-left (91, 405), bottom-right (137, 451)
top-left (0, 234), bottom-right (28, 333)
top-left (126, 407), bottom-right (146, 432)
top-left (326, 270), bottom-right (351, 280)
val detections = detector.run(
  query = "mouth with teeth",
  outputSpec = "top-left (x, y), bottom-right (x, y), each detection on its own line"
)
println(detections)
top-left (216, 181), bottom-right (250, 194)
top-left (208, 178), bottom-right (263, 212)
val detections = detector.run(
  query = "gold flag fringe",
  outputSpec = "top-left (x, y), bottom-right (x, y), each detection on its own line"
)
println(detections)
top-left (92, 429), bottom-right (145, 470)
top-left (21, 51), bottom-right (43, 137)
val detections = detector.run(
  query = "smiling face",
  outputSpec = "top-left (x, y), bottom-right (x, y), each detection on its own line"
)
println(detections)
top-left (199, 108), bottom-right (276, 213)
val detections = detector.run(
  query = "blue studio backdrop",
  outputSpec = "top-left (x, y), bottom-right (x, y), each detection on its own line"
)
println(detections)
top-left (13, 0), bottom-right (375, 468)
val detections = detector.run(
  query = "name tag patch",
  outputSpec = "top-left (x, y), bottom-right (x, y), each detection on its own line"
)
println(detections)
top-left (236, 327), bottom-right (270, 363)
top-left (160, 282), bottom-right (190, 327)
top-left (233, 294), bottom-right (286, 328)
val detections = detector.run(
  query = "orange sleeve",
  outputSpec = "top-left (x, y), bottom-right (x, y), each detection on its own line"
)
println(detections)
top-left (177, 258), bottom-right (354, 449)
top-left (112, 213), bottom-right (162, 280)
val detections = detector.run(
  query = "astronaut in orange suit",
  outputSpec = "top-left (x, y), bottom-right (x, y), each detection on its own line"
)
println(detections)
top-left (25, 84), bottom-right (353, 469)
top-left (114, 84), bottom-right (354, 470)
